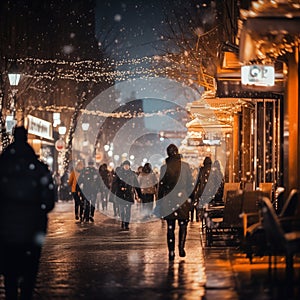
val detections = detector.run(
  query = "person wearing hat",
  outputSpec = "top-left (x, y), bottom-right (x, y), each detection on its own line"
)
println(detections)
top-left (112, 160), bottom-right (142, 230)
top-left (157, 143), bottom-right (194, 261)
top-left (77, 160), bottom-right (101, 222)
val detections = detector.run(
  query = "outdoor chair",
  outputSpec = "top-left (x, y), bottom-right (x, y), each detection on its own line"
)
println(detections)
top-left (259, 182), bottom-right (273, 202)
top-left (206, 190), bottom-right (243, 247)
top-left (278, 189), bottom-right (300, 232)
top-left (243, 188), bottom-right (300, 263)
top-left (222, 182), bottom-right (241, 203)
top-left (240, 190), bottom-right (263, 237)
top-left (261, 196), bottom-right (300, 277)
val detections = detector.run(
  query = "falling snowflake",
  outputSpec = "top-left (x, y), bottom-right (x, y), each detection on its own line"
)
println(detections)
top-left (114, 14), bottom-right (122, 22)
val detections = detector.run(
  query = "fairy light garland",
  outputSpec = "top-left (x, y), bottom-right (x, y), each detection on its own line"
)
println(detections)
top-left (25, 105), bottom-right (185, 118)
top-left (15, 52), bottom-right (207, 86)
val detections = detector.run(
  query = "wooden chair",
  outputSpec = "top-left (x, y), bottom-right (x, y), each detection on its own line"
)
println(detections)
top-left (243, 189), bottom-right (300, 263)
top-left (222, 182), bottom-right (241, 203)
top-left (206, 190), bottom-right (243, 247)
top-left (241, 190), bottom-right (262, 237)
top-left (259, 182), bottom-right (273, 201)
top-left (261, 196), bottom-right (300, 277)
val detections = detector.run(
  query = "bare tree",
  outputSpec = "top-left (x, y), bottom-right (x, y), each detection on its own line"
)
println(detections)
top-left (155, 0), bottom-right (233, 93)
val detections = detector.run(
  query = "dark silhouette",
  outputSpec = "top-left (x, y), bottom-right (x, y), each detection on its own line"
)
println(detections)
top-left (0, 126), bottom-right (55, 300)
top-left (192, 156), bottom-right (212, 221)
top-left (112, 160), bottom-right (142, 230)
top-left (98, 163), bottom-right (112, 211)
top-left (77, 161), bottom-right (101, 222)
top-left (138, 162), bottom-right (158, 214)
top-left (68, 160), bottom-right (85, 221)
top-left (207, 160), bottom-right (224, 205)
top-left (157, 144), bottom-right (193, 261)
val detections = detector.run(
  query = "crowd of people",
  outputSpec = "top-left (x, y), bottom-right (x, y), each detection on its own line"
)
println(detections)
top-left (0, 126), bottom-right (225, 300)
top-left (66, 144), bottom-right (224, 260)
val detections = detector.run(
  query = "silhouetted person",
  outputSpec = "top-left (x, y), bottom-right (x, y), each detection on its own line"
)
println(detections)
top-left (207, 160), bottom-right (224, 206)
top-left (77, 160), bottom-right (101, 222)
top-left (0, 126), bottom-right (55, 300)
top-left (68, 160), bottom-right (84, 221)
top-left (138, 162), bottom-right (157, 215)
top-left (112, 160), bottom-right (142, 230)
top-left (157, 144), bottom-right (193, 261)
top-left (192, 156), bottom-right (212, 221)
top-left (98, 163), bottom-right (112, 211)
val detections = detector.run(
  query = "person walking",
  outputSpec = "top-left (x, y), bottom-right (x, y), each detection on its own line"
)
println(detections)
top-left (68, 160), bottom-right (84, 221)
top-left (112, 160), bottom-right (142, 230)
top-left (138, 162), bottom-right (157, 215)
top-left (0, 126), bottom-right (55, 300)
top-left (77, 160), bottom-right (101, 222)
top-left (207, 160), bottom-right (224, 206)
top-left (192, 156), bottom-right (212, 222)
top-left (157, 144), bottom-right (193, 261)
top-left (98, 163), bottom-right (112, 211)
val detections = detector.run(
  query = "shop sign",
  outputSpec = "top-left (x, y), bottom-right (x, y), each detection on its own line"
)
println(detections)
top-left (27, 115), bottom-right (53, 140)
top-left (187, 138), bottom-right (203, 146)
top-left (241, 65), bottom-right (274, 86)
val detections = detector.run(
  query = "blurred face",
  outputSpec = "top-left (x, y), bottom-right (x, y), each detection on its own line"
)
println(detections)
top-left (76, 162), bottom-right (84, 170)
top-left (123, 164), bottom-right (130, 170)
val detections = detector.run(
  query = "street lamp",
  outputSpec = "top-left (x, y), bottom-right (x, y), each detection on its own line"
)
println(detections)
top-left (58, 125), bottom-right (67, 135)
top-left (81, 122), bottom-right (90, 131)
top-left (8, 62), bottom-right (21, 126)
top-left (81, 122), bottom-right (90, 149)
top-left (8, 70), bottom-right (21, 87)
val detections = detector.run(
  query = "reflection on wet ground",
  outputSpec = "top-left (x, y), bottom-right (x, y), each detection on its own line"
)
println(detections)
top-left (0, 201), bottom-right (299, 299)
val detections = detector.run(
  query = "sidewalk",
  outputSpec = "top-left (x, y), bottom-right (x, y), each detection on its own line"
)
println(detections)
top-left (0, 201), bottom-right (299, 299)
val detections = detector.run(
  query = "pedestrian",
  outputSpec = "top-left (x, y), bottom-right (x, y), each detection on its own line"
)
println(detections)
top-left (98, 163), bottom-right (112, 211)
top-left (0, 126), bottom-right (55, 300)
top-left (68, 160), bottom-right (84, 221)
top-left (77, 160), bottom-right (101, 222)
top-left (157, 144), bottom-right (193, 261)
top-left (110, 167), bottom-right (120, 217)
top-left (207, 160), bottom-right (224, 206)
top-left (112, 160), bottom-right (142, 230)
top-left (60, 171), bottom-right (72, 201)
top-left (138, 162), bottom-right (157, 215)
top-left (192, 156), bottom-right (212, 222)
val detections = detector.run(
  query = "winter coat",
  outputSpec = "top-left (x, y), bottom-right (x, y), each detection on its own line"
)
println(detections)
top-left (68, 168), bottom-right (81, 193)
top-left (157, 154), bottom-right (193, 220)
top-left (138, 171), bottom-right (157, 195)
top-left (99, 167), bottom-right (112, 191)
top-left (0, 141), bottom-right (55, 248)
top-left (113, 167), bottom-right (142, 203)
top-left (77, 166), bottom-right (101, 200)
top-left (193, 165), bottom-right (224, 207)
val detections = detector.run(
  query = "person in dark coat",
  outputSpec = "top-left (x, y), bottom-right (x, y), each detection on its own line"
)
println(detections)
top-left (157, 144), bottom-right (194, 261)
top-left (112, 160), bottom-right (142, 230)
top-left (98, 163), bottom-right (112, 211)
top-left (0, 126), bottom-right (55, 300)
top-left (138, 162), bottom-right (157, 214)
top-left (77, 160), bottom-right (101, 222)
top-left (191, 156), bottom-right (212, 222)
top-left (207, 160), bottom-right (224, 206)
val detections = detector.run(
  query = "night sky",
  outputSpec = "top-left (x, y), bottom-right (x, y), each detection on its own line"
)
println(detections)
top-left (95, 0), bottom-right (166, 59)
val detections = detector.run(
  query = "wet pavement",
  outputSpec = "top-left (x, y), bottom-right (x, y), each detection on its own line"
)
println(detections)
top-left (0, 201), bottom-right (299, 299)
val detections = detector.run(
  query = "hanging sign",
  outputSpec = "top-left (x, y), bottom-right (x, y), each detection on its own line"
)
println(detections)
top-left (55, 139), bottom-right (65, 151)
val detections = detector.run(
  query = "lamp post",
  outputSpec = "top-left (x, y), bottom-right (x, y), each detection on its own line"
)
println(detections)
top-left (8, 62), bottom-right (21, 126)
top-left (81, 122), bottom-right (90, 160)
top-left (55, 124), bottom-right (67, 176)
